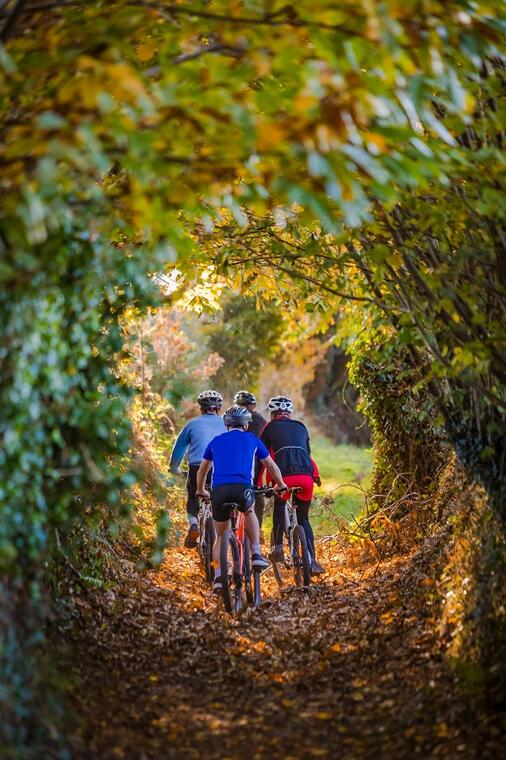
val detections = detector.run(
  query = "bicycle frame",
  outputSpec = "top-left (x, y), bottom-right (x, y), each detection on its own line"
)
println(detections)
top-left (284, 498), bottom-right (299, 554)
top-left (271, 487), bottom-right (311, 587)
top-left (229, 507), bottom-right (246, 581)
top-left (198, 496), bottom-right (213, 529)
top-left (218, 486), bottom-right (272, 613)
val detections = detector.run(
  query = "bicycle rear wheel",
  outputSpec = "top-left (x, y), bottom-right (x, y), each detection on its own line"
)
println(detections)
top-left (220, 529), bottom-right (242, 614)
top-left (293, 525), bottom-right (311, 587)
top-left (243, 537), bottom-right (254, 605)
top-left (203, 516), bottom-right (215, 583)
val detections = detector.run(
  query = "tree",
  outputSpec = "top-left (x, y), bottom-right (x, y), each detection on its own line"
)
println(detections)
top-left (205, 294), bottom-right (285, 397)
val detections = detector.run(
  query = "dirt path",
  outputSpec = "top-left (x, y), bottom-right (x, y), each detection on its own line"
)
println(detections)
top-left (67, 541), bottom-right (504, 759)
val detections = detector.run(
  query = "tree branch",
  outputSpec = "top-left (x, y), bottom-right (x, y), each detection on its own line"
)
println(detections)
top-left (1, 0), bottom-right (28, 42)
top-left (138, 1), bottom-right (361, 36)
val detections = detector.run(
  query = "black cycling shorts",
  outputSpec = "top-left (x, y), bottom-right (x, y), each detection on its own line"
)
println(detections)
top-left (212, 483), bottom-right (255, 523)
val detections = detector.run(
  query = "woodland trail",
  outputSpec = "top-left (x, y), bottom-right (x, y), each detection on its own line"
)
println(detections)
top-left (67, 538), bottom-right (505, 760)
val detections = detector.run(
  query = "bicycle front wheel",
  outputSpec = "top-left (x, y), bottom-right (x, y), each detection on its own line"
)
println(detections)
top-left (244, 537), bottom-right (262, 607)
top-left (220, 529), bottom-right (242, 614)
top-left (293, 525), bottom-right (311, 587)
top-left (203, 516), bottom-right (215, 583)
top-left (243, 537), bottom-right (254, 605)
top-left (253, 569), bottom-right (262, 607)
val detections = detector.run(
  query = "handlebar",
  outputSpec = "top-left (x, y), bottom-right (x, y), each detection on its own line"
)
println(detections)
top-left (197, 485), bottom-right (302, 501)
top-left (254, 485), bottom-right (303, 498)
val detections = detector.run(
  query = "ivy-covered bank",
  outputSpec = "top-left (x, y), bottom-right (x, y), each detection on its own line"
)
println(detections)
top-left (0, 217), bottom-right (161, 748)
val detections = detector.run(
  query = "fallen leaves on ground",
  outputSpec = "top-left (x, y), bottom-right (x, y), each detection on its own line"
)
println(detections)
top-left (63, 537), bottom-right (505, 759)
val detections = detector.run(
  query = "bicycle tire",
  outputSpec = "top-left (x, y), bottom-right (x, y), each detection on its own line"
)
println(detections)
top-left (220, 529), bottom-right (242, 614)
top-left (203, 516), bottom-right (215, 583)
top-left (253, 569), bottom-right (262, 607)
top-left (197, 511), bottom-right (205, 562)
top-left (243, 537), bottom-right (255, 605)
top-left (293, 525), bottom-right (311, 587)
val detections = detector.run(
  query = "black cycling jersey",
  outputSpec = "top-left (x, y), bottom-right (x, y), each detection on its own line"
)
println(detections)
top-left (260, 417), bottom-right (314, 476)
top-left (248, 410), bottom-right (267, 438)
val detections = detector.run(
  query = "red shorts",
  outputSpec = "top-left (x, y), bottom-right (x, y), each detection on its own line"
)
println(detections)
top-left (278, 474), bottom-right (314, 502)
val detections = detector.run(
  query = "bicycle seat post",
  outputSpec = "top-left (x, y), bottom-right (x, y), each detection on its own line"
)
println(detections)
top-left (223, 502), bottom-right (239, 531)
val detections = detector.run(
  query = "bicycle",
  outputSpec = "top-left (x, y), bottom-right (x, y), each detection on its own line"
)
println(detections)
top-left (218, 486), bottom-right (273, 615)
top-left (270, 487), bottom-right (312, 588)
top-left (197, 496), bottom-right (215, 583)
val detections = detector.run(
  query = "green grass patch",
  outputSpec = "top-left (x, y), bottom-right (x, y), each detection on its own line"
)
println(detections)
top-left (262, 435), bottom-right (373, 540)
top-left (311, 435), bottom-right (373, 534)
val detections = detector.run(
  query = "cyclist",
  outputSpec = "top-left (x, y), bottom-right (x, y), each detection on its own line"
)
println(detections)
top-left (169, 390), bottom-right (225, 548)
top-left (260, 396), bottom-right (326, 576)
top-left (233, 390), bottom-right (267, 530)
top-left (195, 405), bottom-right (287, 593)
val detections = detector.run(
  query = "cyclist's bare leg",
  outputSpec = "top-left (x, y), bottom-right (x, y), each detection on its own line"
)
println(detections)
top-left (244, 507), bottom-right (260, 547)
top-left (244, 508), bottom-right (269, 569)
top-left (212, 519), bottom-right (230, 577)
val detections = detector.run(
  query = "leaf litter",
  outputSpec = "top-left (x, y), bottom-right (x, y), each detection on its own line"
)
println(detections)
top-left (63, 538), bottom-right (506, 759)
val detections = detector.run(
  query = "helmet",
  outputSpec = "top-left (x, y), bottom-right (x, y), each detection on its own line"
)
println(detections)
top-left (223, 405), bottom-right (252, 428)
top-left (267, 396), bottom-right (293, 414)
top-left (233, 390), bottom-right (257, 406)
top-left (197, 389), bottom-right (223, 410)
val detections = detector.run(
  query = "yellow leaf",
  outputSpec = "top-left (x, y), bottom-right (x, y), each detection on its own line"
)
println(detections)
top-left (256, 122), bottom-right (286, 151)
top-left (365, 132), bottom-right (387, 153)
top-left (293, 93), bottom-right (318, 115)
top-left (137, 40), bottom-right (157, 62)
top-left (106, 63), bottom-right (146, 99)
top-left (342, 181), bottom-right (354, 201)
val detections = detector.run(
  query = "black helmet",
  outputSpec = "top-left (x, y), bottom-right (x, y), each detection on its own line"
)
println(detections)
top-left (223, 405), bottom-right (252, 428)
top-left (233, 390), bottom-right (257, 406)
top-left (197, 389), bottom-right (223, 410)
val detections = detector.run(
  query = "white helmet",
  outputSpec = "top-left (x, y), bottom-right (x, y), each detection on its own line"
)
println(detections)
top-left (197, 389), bottom-right (223, 409)
top-left (267, 396), bottom-right (293, 413)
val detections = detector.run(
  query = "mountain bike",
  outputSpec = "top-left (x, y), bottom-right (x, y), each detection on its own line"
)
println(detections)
top-left (219, 486), bottom-right (273, 614)
top-left (197, 496), bottom-right (215, 583)
top-left (270, 487), bottom-right (312, 588)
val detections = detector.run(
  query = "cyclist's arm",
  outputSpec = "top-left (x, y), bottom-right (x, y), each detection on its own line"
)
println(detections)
top-left (260, 456), bottom-right (287, 491)
top-left (169, 424), bottom-right (191, 473)
top-left (196, 458), bottom-right (212, 495)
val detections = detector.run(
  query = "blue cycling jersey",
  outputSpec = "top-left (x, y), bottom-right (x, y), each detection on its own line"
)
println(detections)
top-left (169, 413), bottom-right (226, 469)
top-left (203, 429), bottom-right (269, 487)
